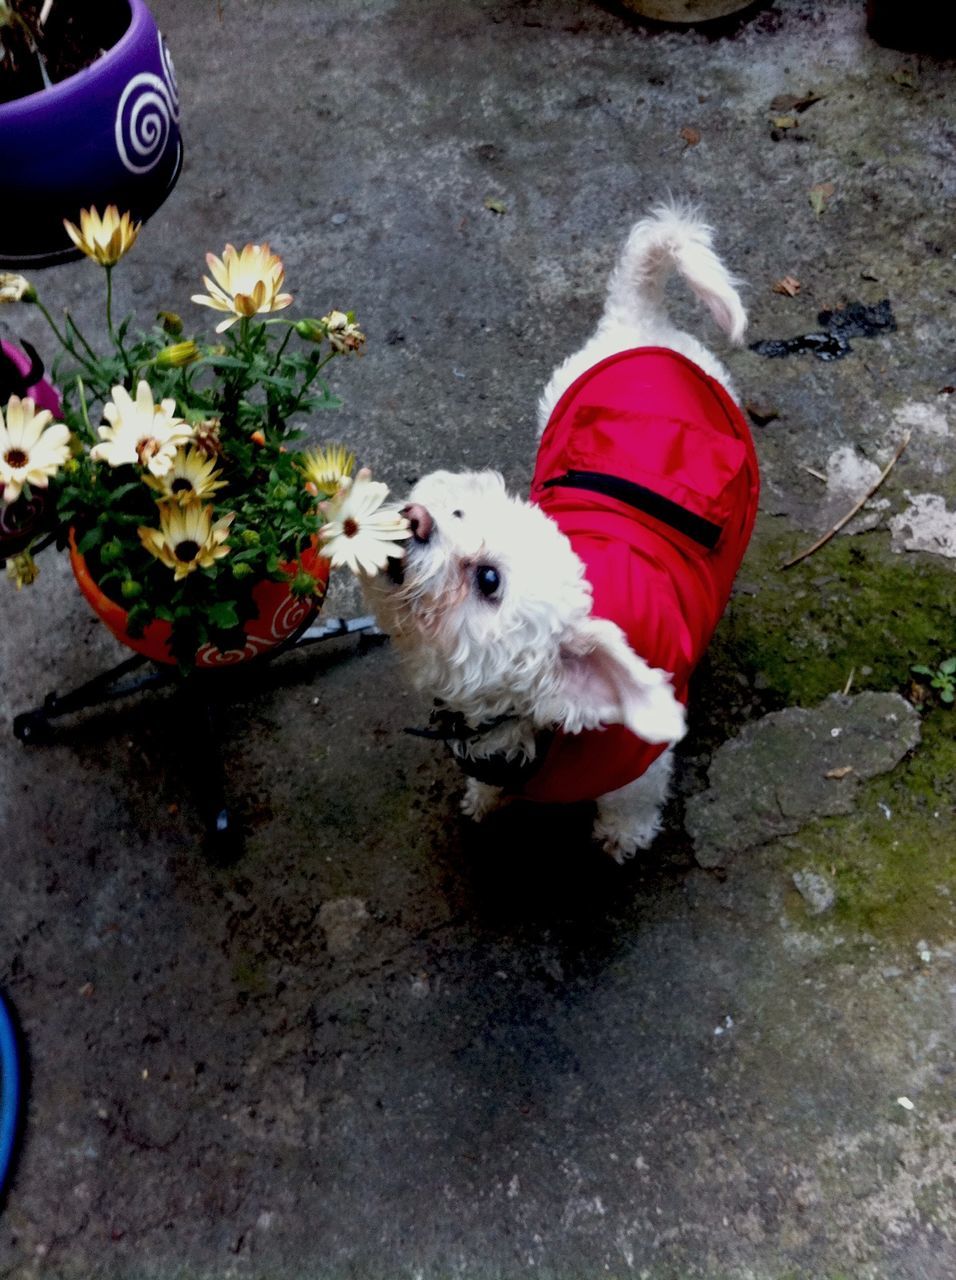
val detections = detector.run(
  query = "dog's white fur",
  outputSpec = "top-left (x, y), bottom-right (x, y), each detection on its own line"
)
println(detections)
top-left (366, 203), bottom-right (747, 860)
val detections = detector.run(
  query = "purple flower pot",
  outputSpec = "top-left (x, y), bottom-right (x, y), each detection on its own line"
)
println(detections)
top-left (0, 0), bottom-right (182, 269)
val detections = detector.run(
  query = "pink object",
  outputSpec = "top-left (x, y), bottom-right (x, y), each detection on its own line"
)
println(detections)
top-left (0, 340), bottom-right (61, 416)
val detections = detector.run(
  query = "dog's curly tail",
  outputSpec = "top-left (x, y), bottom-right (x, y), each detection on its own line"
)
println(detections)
top-left (606, 202), bottom-right (747, 345)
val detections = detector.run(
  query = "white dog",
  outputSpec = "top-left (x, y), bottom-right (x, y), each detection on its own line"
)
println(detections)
top-left (367, 204), bottom-right (759, 860)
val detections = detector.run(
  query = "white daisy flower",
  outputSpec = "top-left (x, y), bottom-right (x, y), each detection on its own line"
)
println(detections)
top-left (90, 381), bottom-right (194, 478)
top-left (319, 474), bottom-right (409, 576)
top-left (0, 395), bottom-right (71, 503)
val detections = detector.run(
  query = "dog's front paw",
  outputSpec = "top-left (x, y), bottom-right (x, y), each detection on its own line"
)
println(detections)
top-left (593, 813), bottom-right (661, 864)
top-left (460, 778), bottom-right (507, 823)
top-left (593, 752), bottom-right (673, 863)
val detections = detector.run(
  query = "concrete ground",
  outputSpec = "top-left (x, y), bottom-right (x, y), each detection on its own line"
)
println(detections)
top-left (2, 1), bottom-right (955, 1276)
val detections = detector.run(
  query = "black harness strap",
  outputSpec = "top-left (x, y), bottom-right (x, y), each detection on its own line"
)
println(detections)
top-left (542, 468), bottom-right (723, 550)
top-left (405, 707), bottom-right (553, 792)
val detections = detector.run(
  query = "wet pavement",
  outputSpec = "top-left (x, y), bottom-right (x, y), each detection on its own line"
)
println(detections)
top-left (1, 1), bottom-right (955, 1277)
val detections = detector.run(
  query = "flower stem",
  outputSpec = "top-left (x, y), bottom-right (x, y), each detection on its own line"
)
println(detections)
top-left (33, 298), bottom-right (74, 357)
top-left (105, 264), bottom-right (115, 341)
top-left (74, 376), bottom-right (94, 440)
top-left (32, 298), bottom-right (100, 379)
top-left (64, 311), bottom-right (100, 365)
top-left (105, 265), bottom-right (134, 380)
top-left (269, 324), bottom-right (294, 374)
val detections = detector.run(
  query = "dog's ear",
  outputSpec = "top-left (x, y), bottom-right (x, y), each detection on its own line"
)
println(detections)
top-left (543, 615), bottom-right (686, 745)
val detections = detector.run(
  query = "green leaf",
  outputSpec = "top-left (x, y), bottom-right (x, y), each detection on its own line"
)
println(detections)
top-left (199, 355), bottom-right (250, 371)
top-left (939, 657), bottom-right (956, 675)
top-left (208, 601), bottom-right (240, 630)
top-left (78, 527), bottom-right (104, 554)
top-left (109, 481), bottom-right (147, 501)
top-left (258, 373), bottom-right (301, 394)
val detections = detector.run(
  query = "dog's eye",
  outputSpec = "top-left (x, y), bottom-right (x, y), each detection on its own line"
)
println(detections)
top-left (475, 564), bottom-right (501, 598)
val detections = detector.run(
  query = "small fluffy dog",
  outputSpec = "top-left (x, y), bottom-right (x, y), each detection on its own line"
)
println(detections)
top-left (367, 205), bottom-right (759, 860)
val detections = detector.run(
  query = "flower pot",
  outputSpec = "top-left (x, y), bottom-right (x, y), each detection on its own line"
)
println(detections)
top-left (867, 0), bottom-right (951, 52)
top-left (0, 0), bottom-right (183, 269)
top-left (0, 340), bottom-right (61, 559)
top-left (69, 532), bottom-right (331, 669)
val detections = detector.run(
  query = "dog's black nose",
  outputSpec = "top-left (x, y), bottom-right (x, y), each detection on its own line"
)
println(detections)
top-left (401, 503), bottom-right (433, 544)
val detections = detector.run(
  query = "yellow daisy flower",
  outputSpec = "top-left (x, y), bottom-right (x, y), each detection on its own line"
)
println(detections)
top-left (144, 446), bottom-right (227, 506)
top-left (90, 381), bottom-right (194, 478)
top-left (138, 503), bottom-right (235, 581)
top-left (300, 442), bottom-right (355, 497)
top-left (63, 206), bottom-right (141, 267)
top-left (0, 394), bottom-right (71, 503)
top-left (190, 242), bottom-right (293, 333)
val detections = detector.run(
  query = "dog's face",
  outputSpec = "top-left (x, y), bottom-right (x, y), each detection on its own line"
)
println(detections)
top-left (366, 469), bottom-right (685, 746)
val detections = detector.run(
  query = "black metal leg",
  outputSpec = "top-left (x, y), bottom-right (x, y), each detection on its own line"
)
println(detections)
top-left (187, 692), bottom-right (243, 864)
top-left (12, 653), bottom-right (169, 743)
top-left (292, 613), bottom-right (382, 647)
top-left (13, 615), bottom-right (386, 848)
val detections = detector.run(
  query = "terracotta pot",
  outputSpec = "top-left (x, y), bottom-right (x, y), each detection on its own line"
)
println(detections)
top-left (69, 531), bottom-right (330, 668)
top-left (0, 0), bottom-right (183, 268)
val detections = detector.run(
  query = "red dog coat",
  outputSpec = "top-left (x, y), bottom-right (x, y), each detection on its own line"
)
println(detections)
top-left (517, 345), bottom-right (760, 804)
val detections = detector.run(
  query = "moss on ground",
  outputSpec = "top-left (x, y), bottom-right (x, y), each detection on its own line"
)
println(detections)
top-left (707, 520), bottom-right (956, 711)
top-left (699, 520), bottom-right (955, 945)
top-left (781, 712), bottom-right (956, 944)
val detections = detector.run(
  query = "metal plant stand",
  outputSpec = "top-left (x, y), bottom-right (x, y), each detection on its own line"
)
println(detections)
top-left (12, 613), bottom-right (383, 860)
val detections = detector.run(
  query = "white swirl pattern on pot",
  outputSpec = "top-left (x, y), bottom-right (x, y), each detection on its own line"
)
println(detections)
top-left (114, 35), bottom-right (180, 175)
top-left (194, 592), bottom-right (318, 669)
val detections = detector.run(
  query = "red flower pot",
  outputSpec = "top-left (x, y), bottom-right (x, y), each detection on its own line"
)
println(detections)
top-left (69, 531), bottom-right (330, 668)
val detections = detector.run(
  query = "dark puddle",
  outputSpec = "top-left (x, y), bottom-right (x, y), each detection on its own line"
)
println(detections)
top-left (750, 299), bottom-right (897, 361)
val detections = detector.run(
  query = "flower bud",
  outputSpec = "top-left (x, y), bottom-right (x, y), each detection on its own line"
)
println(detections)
top-left (6, 551), bottom-right (39, 589)
top-left (155, 340), bottom-right (200, 369)
top-left (290, 570), bottom-right (319, 596)
top-left (250, 429), bottom-right (266, 446)
top-left (120, 579), bottom-right (143, 600)
top-left (100, 538), bottom-right (124, 566)
top-left (157, 311), bottom-right (184, 335)
top-left (0, 273), bottom-right (37, 304)
top-left (294, 317), bottom-right (326, 343)
top-left (231, 561), bottom-right (253, 580)
top-left (240, 529), bottom-right (260, 546)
